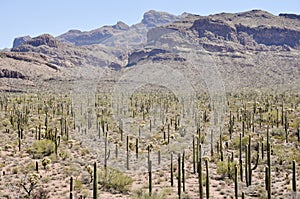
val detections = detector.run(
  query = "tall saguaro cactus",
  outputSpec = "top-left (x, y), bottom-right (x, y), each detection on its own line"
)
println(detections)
top-left (149, 160), bottom-right (152, 196)
top-left (171, 152), bottom-right (174, 187)
top-left (248, 135), bottom-right (252, 185)
top-left (93, 162), bottom-right (98, 199)
top-left (182, 151), bottom-right (185, 192)
top-left (205, 158), bottom-right (209, 199)
top-left (178, 153), bottom-right (181, 199)
top-left (198, 144), bottom-right (203, 199)
top-left (193, 135), bottom-right (196, 174)
top-left (293, 160), bottom-right (297, 193)
top-left (239, 133), bottom-right (243, 182)
top-left (235, 165), bottom-right (238, 199)
top-left (70, 176), bottom-right (73, 199)
top-left (267, 126), bottom-right (271, 198)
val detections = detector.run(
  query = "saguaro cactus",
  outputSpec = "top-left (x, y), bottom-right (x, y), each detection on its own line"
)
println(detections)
top-left (149, 160), bottom-right (152, 196)
top-left (293, 160), bottom-right (297, 193)
top-left (267, 126), bottom-right (271, 198)
top-left (239, 133), bottom-right (243, 182)
top-left (178, 153), bottom-right (181, 199)
top-left (265, 165), bottom-right (271, 199)
top-left (126, 135), bottom-right (129, 170)
top-left (235, 165), bottom-right (238, 199)
top-left (193, 135), bottom-right (196, 174)
top-left (198, 144), bottom-right (203, 199)
top-left (248, 135), bottom-right (252, 185)
top-left (245, 145), bottom-right (248, 186)
top-left (93, 162), bottom-right (98, 199)
top-left (135, 138), bottom-right (139, 159)
top-left (104, 134), bottom-right (110, 170)
top-left (205, 158), bottom-right (209, 199)
top-left (220, 130), bottom-right (224, 161)
top-left (171, 152), bottom-right (174, 187)
top-left (182, 151), bottom-right (185, 192)
top-left (70, 176), bottom-right (73, 199)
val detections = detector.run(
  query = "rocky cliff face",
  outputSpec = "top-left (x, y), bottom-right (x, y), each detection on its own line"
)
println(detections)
top-left (189, 10), bottom-right (300, 49)
top-left (279, 13), bottom-right (300, 20)
top-left (127, 10), bottom-right (300, 91)
top-left (0, 69), bottom-right (27, 79)
top-left (12, 35), bottom-right (31, 48)
top-left (141, 10), bottom-right (180, 28)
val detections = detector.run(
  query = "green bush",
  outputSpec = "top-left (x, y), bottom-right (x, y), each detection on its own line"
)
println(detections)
top-left (231, 135), bottom-right (249, 150)
top-left (132, 189), bottom-right (170, 199)
top-left (216, 160), bottom-right (236, 180)
top-left (99, 167), bottom-right (133, 193)
top-left (28, 139), bottom-right (54, 159)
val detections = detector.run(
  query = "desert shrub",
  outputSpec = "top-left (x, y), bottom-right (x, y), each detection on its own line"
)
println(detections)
top-left (271, 127), bottom-right (286, 142)
top-left (99, 167), bottom-right (133, 193)
top-left (231, 135), bottom-right (249, 149)
top-left (132, 188), bottom-right (170, 199)
top-left (28, 140), bottom-right (54, 159)
top-left (63, 165), bottom-right (80, 176)
top-left (216, 160), bottom-right (236, 180)
top-left (0, 52), bottom-right (7, 58)
top-left (81, 148), bottom-right (89, 156)
top-left (12, 167), bottom-right (18, 174)
top-left (31, 187), bottom-right (50, 199)
top-left (74, 179), bottom-right (83, 191)
top-left (20, 162), bottom-right (36, 174)
top-left (59, 150), bottom-right (70, 160)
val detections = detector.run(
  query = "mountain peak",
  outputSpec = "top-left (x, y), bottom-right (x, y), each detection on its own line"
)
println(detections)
top-left (12, 34), bottom-right (60, 52)
top-left (141, 10), bottom-right (180, 28)
top-left (112, 21), bottom-right (129, 30)
top-left (13, 35), bottom-right (31, 48)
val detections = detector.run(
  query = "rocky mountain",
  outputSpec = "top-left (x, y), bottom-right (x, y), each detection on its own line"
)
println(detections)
top-left (57, 21), bottom-right (130, 46)
top-left (56, 10), bottom-right (180, 46)
top-left (12, 35), bottom-right (31, 48)
top-left (1, 9), bottom-right (300, 92)
top-left (11, 34), bottom-right (121, 68)
top-left (130, 10), bottom-right (300, 90)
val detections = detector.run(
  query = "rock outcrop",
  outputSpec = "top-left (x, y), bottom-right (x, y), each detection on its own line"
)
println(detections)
top-left (189, 10), bottom-right (300, 49)
top-left (57, 11), bottom-right (180, 47)
top-left (279, 13), bottom-right (300, 20)
top-left (0, 69), bottom-right (27, 79)
top-left (12, 35), bottom-right (31, 48)
top-left (12, 34), bottom-right (60, 51)
top-left (11, 34), bottom-right (120, 68)
top-left (141, 10), bottom-right (180, 28)
top-left (57, 21), bottom-right (130, 46)
top-left (25, 34), bottom-right (59, 48)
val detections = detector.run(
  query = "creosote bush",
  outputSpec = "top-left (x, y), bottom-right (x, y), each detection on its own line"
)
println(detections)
top-left (216, 160), bottom-right (237, 180)
top-left (28, 140), bottom-right (54, 159)
top-left (132, 188), bottom-right (171, 199)
top-left (99, 167), bottom-right (133, 193)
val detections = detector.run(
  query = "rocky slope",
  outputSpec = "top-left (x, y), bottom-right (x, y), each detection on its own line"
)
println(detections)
top-left (129, 10), bottom-right (300, 91)
top-left (1, 9), bottom-right (300, 93)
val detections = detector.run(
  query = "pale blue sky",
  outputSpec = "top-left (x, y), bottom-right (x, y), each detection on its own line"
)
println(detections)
top-left (1, 0), bottom-right (299, 49)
